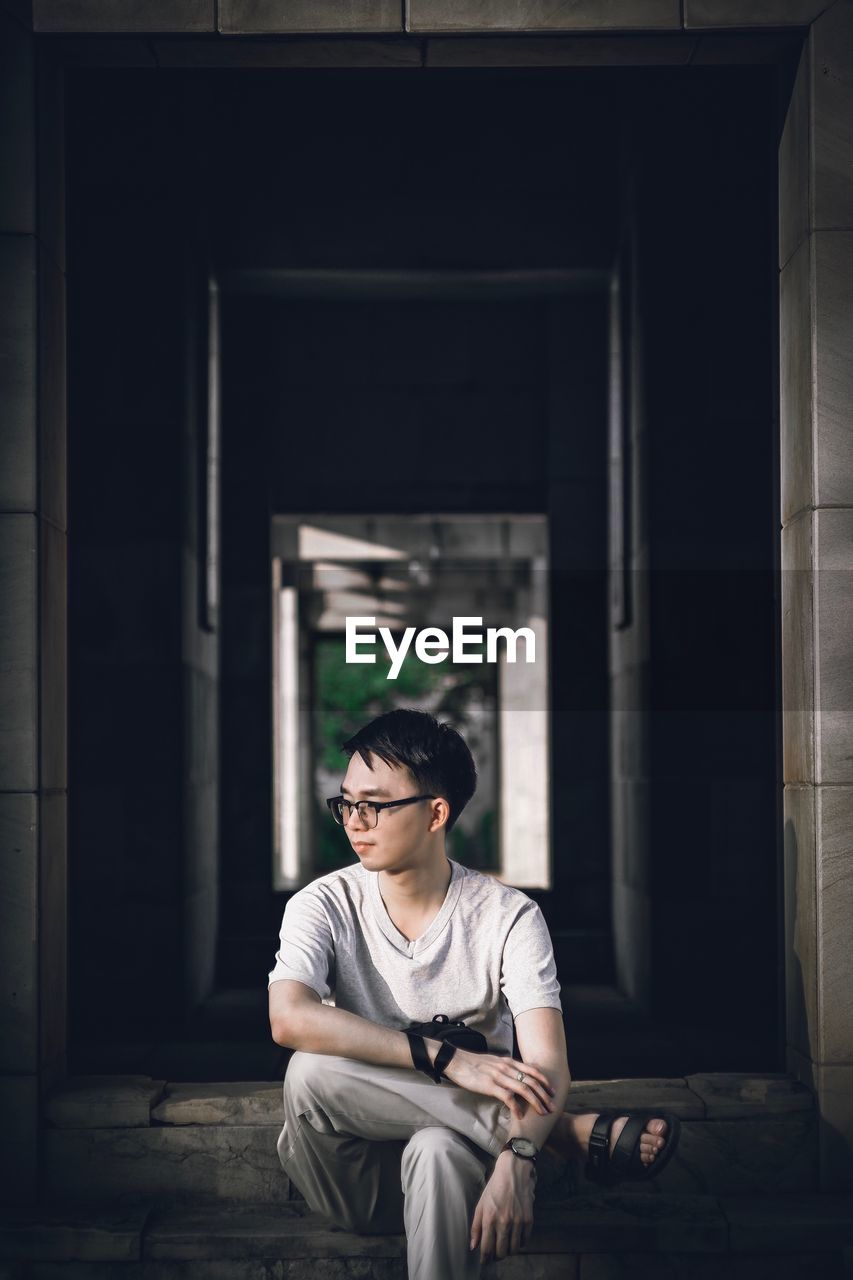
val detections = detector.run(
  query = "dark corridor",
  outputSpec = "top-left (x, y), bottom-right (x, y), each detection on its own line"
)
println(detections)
top-left (67, 64), bottom-right (782, 1081)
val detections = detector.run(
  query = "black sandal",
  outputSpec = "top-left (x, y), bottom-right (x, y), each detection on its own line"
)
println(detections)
top-left (585, 1110), bottom-right (682, 1186)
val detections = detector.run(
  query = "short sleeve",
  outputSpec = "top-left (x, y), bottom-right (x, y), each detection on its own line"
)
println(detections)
top-left (267, 885), bottom-right (335, 1000)
top-left (500, 899), bottom-right (562, 1020)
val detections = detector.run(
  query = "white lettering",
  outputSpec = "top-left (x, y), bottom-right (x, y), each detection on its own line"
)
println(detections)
top-left (346, 616), bottom-right (377, 663)
top-left (414, 628), bottom-right (450, 664)
top-left (452, 616), bottom-right (484, 664)
top-left (379, 625), bottom-right (416, 680)
top-left (344, 617), bottom-right (536, 677)
top-left (486, 626), bottom-right (535, 664)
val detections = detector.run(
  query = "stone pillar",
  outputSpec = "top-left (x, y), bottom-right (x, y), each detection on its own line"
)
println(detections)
top-left (181, 264), bottom-right (221, 1009)
top-left (0, 11), bottom-right (67, 1203)
top-left (780, 0), bottom-right (853, 1190)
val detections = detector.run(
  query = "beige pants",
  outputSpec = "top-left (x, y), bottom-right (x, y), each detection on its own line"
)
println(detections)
top-left (276, 1050), bottom-right (521, 1280)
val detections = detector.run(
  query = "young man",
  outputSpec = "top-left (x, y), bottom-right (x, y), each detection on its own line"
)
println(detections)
top-left (268, 709), bottom-right (672, 1280)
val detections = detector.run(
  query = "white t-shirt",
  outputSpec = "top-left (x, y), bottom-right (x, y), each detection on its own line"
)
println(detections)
top-left (267, 855), bottom-right (562, 1057)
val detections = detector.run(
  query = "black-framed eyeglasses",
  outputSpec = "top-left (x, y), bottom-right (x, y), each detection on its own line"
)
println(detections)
top-left (325, 794), bottom-right (437, 830)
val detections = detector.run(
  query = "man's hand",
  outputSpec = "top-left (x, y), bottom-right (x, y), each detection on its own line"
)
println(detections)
top-left (442, 1046), bottom-right (556, 1120)
top-left (470, 1150), bottom-right (536, 1264)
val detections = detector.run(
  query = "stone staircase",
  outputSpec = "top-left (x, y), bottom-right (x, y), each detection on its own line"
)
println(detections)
top-left (1, 1073), bottom-right (852, 1278)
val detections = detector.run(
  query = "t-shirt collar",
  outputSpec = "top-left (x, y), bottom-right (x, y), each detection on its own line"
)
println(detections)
top-left (368, 856), bottom-right (465, 959)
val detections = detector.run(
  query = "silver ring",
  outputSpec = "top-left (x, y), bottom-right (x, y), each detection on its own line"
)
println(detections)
top-left (516, 1071), bottom-right (525, 1083)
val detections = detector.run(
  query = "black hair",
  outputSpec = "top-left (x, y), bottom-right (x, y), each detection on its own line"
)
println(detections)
top-left (341, 708), bottom-right (477, 834)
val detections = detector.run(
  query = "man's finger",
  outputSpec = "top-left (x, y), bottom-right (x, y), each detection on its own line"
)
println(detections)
top-left (510, 1216), bottom-right (524, 1255)
top-left (479, 1219), bottom-right (495, 1265)
top-left (494, 1220), bottom-right (511, 1262)
top-left (469, 1203), bottom-right (482, 1250)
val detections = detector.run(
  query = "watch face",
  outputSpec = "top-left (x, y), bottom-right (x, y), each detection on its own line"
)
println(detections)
top-left (510, 1137), bottom-right (538, 1158)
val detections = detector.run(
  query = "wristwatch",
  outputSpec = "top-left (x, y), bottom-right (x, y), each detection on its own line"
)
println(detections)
top-left (501, 1136), bottom-right (539, 1164)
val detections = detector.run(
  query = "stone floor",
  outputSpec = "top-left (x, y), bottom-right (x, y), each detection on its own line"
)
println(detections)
top-left (1, 1073), bottom-right (850, 1277)
top-left (1, 1194), bottom-right (853, 1278)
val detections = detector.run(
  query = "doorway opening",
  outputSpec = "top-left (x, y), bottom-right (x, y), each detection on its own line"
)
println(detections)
top-left (271, 513), bottom-right (550, 891)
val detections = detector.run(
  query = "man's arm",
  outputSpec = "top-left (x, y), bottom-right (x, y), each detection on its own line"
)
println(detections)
top-left (498, 1005), bottom-right (572, 1148)
top-left (470, 1006), bottom-right (571, 1266)
top-left (269, 979), bottom-right (556, 1122)
top-left (269, 978), bottom-right (447, 1073)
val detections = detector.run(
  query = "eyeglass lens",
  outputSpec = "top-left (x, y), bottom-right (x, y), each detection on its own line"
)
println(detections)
top-left (334, 799), bottom-right (377, 828)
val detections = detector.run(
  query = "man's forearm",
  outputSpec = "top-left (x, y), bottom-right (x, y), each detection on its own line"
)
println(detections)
top-left (502, 1065), bottom-right (571, 1150)
top-left (276, 1000), bottom-right (443, 1073)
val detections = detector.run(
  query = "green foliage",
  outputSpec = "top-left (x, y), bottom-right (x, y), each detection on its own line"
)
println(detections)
top-left (312, 632), bottom-right (498, 871)
top-left (314, 634), bottom-right (494, 771)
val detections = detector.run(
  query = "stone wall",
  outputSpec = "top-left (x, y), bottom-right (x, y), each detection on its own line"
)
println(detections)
top-left (779, 1), bottom-right (853, 1190)
top-left (0, 9), bottom-right (66, 1202)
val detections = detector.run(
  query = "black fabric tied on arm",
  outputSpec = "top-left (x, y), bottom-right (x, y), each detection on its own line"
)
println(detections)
top-left (404, 1013), bottom-right (489, 1083)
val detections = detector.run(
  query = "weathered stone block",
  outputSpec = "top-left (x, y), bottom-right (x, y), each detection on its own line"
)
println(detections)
top-left (0, 12), bottom-right (35, 238)
top-left (0, 1206), bottom-right (150, 1262)
top-left (579, 1252), bottom-right (844, 1279)
top-left (780, 238), bottom-right (812, 525)
top-left (40, 517), bottom-right (66, 791)
top-left (811, 0), bottom-right (853, 234)
top-left (0, 514), bottom-right (37, 790)
top-left (425, 35), bottom-right (696, 67)
top-left (817, 785), bottom-right (853, 1064)
top-left (43, 1125), bottom-right (290, 1205)
top-left (684, 0), bottom-right (826, 27)
top-left (684, 1073), bottom-right (815, 1119)
top-left (0, 793), bottom-right (37, 1074)
top-left (817, 1062), bottom-right (853, 1190)
top-left (407, 0), bottom-right (681, 32)
top-left (45, 1076), bottom-right (166, 1129)
top-left (39, 791), bottom-right (67, 1088)
top-left (815, 508), bottom-right (853, 784)
top-left (152, 1082), bottom-right (281, 1127)
top-left (38, 249), bottom-right (67, 531)
top-left (781, 513), bottom-right (814, 785)
top-left (783, 785), bottom-right (818, 1064)
top-left (0, 236), bottom-right (36, 514)
top-left (219, 0), bottom-right (401, 33)
top-left (662, 1115), bottom-right (818, 1194)
top-left (528, 1194), bottom-right (726, 1253)
top-left (564, 1079), bottom-right (703, 1120)
top-left (0, 1075), bottom-right (37, 1204)
top-left (144, 1204), bottom-right (404, 1260)
top-left (32, 0), bottom-right (215, 31)
top-left (814, 234), bottom-right (853, 512)
top-left (720, 1192), bottom-right (853, 1252)
top-left (154, 37), bottom-right (420, 67)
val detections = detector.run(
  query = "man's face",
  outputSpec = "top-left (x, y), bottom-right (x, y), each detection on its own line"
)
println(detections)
top-left (339, 752), bottom-right (443, 872)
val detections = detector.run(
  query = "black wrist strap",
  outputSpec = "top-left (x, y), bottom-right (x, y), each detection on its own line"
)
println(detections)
top-left (433, 1040), bottom-right (457, 1080)
top-left (406, 1032), bottom-right (457, 1083)
top-left (406, 1032), bottom-right (435, 1079)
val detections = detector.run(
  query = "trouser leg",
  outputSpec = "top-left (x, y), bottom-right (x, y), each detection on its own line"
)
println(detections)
top-left (277, 1051), bottom-right (512, 1270)
top-left (401, 1125), bottom-right (493, 1280)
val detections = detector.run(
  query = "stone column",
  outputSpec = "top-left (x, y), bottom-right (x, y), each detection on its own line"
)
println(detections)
top-left (780, 0), bottom-right (853, 1190)
top-left (0, 10), bottom-right (67, 1203)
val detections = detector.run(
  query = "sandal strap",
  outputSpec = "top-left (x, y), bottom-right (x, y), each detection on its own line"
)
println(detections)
top-left (588, 1112), bottom-right (616, 1175)
top-left (609, 1115), bottom-right (648, 1174)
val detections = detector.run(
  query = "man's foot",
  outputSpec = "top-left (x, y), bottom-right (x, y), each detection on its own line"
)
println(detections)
top-left (545, 1112), bottom-right (669, 1169)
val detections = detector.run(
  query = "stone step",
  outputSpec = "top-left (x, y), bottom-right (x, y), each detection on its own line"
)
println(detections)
top-left (42, 1073), bottom-right (819, 1208)
top-left (2, 1195), bottom-right (852, 1278)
